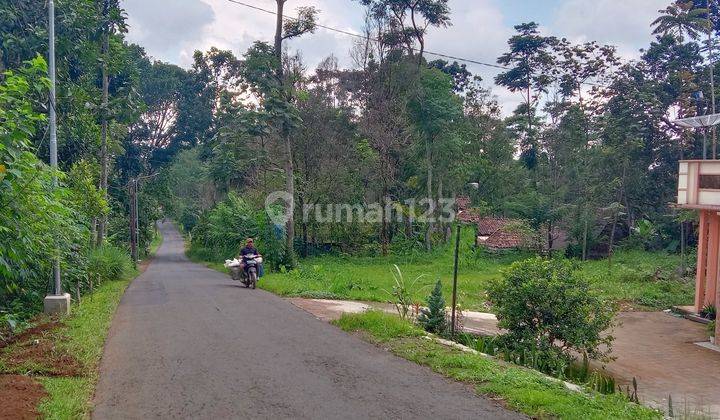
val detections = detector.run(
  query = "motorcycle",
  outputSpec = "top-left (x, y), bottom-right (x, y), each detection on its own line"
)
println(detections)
top-left (225, 255), bottom-right (263, 289)
top-left (241, 254), bottom-right (261, 289)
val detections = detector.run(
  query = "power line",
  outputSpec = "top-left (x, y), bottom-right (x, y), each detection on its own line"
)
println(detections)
top-left (225, 0), bottom-right (509, 71)
top-left (223, 0), bottom-right (610, 88)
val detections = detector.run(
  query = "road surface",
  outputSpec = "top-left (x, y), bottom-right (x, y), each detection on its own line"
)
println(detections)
top-left (93, 222), bottom-right (521, 419)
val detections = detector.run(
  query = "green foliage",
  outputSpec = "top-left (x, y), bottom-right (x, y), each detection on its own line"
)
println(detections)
top-left (0, 59), bottom-right (90, 319)
top-left (418, 279), bottom-right (447, 334)
top-left (188, 192), bottom-right (286, 268)
top-left (487, 258), bottom-right (617, 366)
top-left (87, 245), bottom-right (133, 284)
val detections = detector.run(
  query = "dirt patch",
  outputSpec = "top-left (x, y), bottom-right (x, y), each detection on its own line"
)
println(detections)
top-left (0, 320), bottom-right (82, 377)
top-left (0, 320), bottom-right (62, 350)
top-left (0, 374), bottom-right (48, 420)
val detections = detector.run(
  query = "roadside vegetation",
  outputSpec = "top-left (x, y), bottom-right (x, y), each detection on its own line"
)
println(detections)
top-left (0, 232), bottom-right (161, 419)
top-left (334, 311), bottom-right (660, 419)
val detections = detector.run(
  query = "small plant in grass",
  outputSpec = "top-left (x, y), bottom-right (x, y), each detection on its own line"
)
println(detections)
top-left (707, 320), bottom-right (716, 338)
top-left (418, 280), bottom-right (447, 334)
top-left (487, 257), bottom-right (617, 369)
top-left (384, 265), bottom-right (424, 320)
top-left (701, 304), bottom-right (716, 320)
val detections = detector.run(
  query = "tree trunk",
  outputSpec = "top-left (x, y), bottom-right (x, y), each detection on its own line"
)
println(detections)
top-left (547, 222), bottom-right (554, 257)
top-left (273, 0), bottom-right (295, 265)
top-left (381, 185), bottom-right (389, 256)
top-left (582, 215), bottom-right (588, 261)
top-left (283, 127), bottom-right (295, 264)
top-left (424, 136), bottom-right (433, 251)
top-left (608, 208), bottom-right (619, 268)
top-left (96, 0), bottom-right (110, 247)
top-left (299, 194), bottom-right (307, 257)
top-left (274, 0), bottom-right (285, 69)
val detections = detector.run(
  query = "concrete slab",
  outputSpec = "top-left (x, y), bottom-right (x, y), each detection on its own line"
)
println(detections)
top-left (43, 293), bottom-right (71, 315)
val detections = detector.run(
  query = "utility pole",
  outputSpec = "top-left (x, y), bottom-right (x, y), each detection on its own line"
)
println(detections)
top-left (135, 178), bottom-right (140, 257)
top-left (96, 0), bottom-right (110, 247)
top-left (129, 178), bottom-right (138, 265)
top-left (44, 0), bottom-right (71, 315)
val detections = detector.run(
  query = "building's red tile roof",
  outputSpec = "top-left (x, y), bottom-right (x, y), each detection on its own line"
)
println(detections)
top-left (476, 217), bottom-right (513, 236)
top-left (484, 229), bottom-right (526, 249)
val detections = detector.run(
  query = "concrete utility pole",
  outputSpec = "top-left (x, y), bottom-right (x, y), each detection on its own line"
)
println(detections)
top-left (44, 0), bottom-right (71, 315)
top-left (129, 178), bottom-right (138, 265)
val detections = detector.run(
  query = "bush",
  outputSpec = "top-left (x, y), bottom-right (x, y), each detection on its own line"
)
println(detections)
top-left (487, 257), bottom-right (616, 365)
top-left (189, 192), bottom-right (286, 268)
top-left (87, 245), bottom-right (133, 284)
top-left (0, 58), bottom-right (92, 320)
top-left (418, 280), bottom-right (447, 335)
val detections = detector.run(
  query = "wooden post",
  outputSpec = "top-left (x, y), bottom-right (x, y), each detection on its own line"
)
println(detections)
top-left (450, 224), bottom-right (460, 336)
top-left (696, 210), bottom-right (709, 313)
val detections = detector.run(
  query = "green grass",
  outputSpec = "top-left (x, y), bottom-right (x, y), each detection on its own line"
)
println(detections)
top-left (582, 249), bottom-right (694, 309)
top-left (261, 249), bottom-right (526, 311)
top-left (334, 311), bottom-right (662, 419)
top-left (259, 246), bottom-right (693, 311)
top-left (149, 228), bottom-right (164, 255)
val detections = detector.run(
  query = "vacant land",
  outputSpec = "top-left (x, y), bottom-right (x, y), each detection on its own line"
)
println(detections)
top-left (259, 247), bottom-right (693, 311)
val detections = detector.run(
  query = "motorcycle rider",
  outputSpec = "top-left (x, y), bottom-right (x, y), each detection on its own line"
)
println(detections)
top-left (238, 238), bottom-right (262, 277)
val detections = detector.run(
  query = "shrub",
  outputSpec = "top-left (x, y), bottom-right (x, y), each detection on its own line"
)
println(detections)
top-left (418, 280), bottom-right (447, 334)
top-left (487, 257), bottom-right (616, 365)
top-left (189, 192), bottom-right (287, 268)
top-left (87, 245), bottom-right (133, 284)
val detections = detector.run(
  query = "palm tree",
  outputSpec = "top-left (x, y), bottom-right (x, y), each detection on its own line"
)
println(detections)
top-left (652, 1), bottom-right (709, 42)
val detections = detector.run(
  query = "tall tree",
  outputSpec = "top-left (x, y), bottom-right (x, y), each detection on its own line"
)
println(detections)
top-left (268, 2), bottom-right (317, 264)
top-left (356, 0), bottom-right (451, 63)
top-left (407, 67), bottom-right (462, 250)
top-left (96, 0), bottom-right (126, 246)
top-left (652, 1), bottom-right (708, 42)
top-left (496, 22), bottom-right (556, 171)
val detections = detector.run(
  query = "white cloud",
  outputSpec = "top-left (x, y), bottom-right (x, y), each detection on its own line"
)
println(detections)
top-left (122, 0), bottom-right (215, 63)
top-left (122, 0), bottom-right (671, 113)
top-left (552, 0), bottom-right (669, 59)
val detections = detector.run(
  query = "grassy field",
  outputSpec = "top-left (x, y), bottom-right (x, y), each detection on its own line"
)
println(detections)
top-left (259, 245), bottom-right (693, 311)
top-left (334, 311), bottom-right (661, 419)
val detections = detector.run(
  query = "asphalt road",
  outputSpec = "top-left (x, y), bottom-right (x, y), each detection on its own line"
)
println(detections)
top-left (93, 222), bottom-right (522, 419)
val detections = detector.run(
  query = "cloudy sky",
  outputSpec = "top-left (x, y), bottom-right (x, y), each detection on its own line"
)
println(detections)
top-left (122, 0), bottom-right (670, 112)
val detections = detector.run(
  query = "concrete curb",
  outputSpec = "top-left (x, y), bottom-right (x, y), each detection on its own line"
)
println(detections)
top-left (422, 335), bottom-right (585, 393)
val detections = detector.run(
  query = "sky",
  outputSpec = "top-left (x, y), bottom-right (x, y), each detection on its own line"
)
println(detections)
top-left (122, 0), bottom-right (670, 113)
